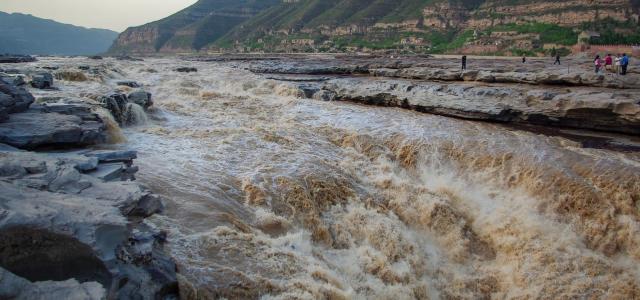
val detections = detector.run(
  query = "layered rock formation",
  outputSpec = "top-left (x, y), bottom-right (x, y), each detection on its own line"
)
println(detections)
top-left (109, 0), bottom-right (640, 54)
top-left (0, 63), bottom-right (176, 299)
top-left (108, 0), bottom-right (281, 54)
top-left (248, 55), bottom-right (640, 135)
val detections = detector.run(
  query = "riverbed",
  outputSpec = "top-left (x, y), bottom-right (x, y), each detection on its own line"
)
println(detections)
top-left (15, 56), bottom-right (640, 299)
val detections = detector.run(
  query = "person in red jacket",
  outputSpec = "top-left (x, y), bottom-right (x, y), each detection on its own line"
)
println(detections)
top-left (605, 54), bottom-right (613, 72)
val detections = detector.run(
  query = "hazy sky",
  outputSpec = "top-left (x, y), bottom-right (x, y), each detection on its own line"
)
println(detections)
top-left (0, 0), bottom-right (198, 32)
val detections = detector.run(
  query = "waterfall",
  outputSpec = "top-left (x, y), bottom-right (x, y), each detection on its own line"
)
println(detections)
top-left (125, 103), bottom-right (149, 126)
top-left (95, 107), bottom-right (126, 144)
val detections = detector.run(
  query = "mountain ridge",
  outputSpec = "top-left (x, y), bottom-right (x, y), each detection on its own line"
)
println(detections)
top-left (109, 0), bottom-right (640, 55)
top-left (0, 11), bottom-right (119, 56)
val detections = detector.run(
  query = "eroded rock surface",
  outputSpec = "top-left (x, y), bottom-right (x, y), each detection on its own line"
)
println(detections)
top-left (313, 78), bottom-right (640, 135)
top-left (0, 149), bottom-right (176, 299)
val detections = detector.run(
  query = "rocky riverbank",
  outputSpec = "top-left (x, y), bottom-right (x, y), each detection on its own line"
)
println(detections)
top-left (0, 62), bottom-right (177, 299)
top-left (246, 55), bottom-right (640, 135)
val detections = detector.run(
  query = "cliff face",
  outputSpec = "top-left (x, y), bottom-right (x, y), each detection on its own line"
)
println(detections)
top-left (469, 0), bottom-right (638, 29)
top-left (108, 0), bottom-right (280, 54)
top-left (109, 0), bottom-right (640, 54)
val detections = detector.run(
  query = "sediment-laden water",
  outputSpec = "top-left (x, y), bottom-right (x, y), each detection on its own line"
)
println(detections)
top-left (30, 58), bottom-right (640, 299)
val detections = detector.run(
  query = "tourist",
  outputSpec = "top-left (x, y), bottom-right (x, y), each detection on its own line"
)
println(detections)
top-left (615, 54), bottom-right (622, 74)
top-left (461, 55), bottom-right (467, 70)
top-left (594, 55), bottom-right (603, 74)
top-left (554, 54), bottom-right (561, 65)
top-left (621, 53), bottom-right (629, 75)
top-left (522, 56), bottom-right (526, 63)
top-left (605, 54), bottom-right (613, 72)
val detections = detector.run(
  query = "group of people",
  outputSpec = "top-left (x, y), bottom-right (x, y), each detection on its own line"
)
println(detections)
top-left (594, 53), bottom-right (630, 75)
top-left (460, 53), bottom-right (631, 75)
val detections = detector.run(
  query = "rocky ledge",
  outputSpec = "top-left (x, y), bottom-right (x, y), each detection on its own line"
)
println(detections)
top-left (249, 56), bottom-right (640, 89)
top-left (301, 77), bottom-right (640, 135)
top-left (0, 71), bottom-right (176, 298)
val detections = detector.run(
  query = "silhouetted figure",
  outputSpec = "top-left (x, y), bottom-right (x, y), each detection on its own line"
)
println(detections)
top-left (621, 53), bottom-right (629, 75)
top-left (554, 54), bottom-right (561, 65)
top-left (461, 55), bottom-right (467, 70)
top-left (522, 56), bottom-right (526, 63)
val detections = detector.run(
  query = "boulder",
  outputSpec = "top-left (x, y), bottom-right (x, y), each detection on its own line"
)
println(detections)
top-left (83, 149), bottom-right (138, 163)
top-left (127, 90), bottom-right (153, 109)
top-left (0, 78), bottom-right (35, 120)
top-left (99, 93), bottom-right (128, 124)
top-left (31, 73), bottom-right (54, 89)
top-left (0, 74), bottom-right (25, 86)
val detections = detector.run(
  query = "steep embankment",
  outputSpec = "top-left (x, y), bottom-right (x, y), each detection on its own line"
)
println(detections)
top-left (108, 0), bottom-right (280, 54)
top-left (0, 12), bottom-right (118, 56)
top-left (109, 0), bottom-right (640, 54)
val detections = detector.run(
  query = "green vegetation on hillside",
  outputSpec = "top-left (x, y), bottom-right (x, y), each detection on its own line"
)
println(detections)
top-left (489, 23), bottom-right (577, 45)
top-left (581, 18), bottom-right (640, 45)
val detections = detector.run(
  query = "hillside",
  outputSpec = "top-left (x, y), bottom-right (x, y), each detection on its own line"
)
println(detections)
top-left (0, 11), bottom-right (118, 56)
top-left (110, 0), bottom-right (640, 55)
top-left (108, 0), bottom-right (281, 54)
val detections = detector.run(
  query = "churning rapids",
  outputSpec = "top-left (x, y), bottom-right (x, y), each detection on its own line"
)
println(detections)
top-left (36, 57), bottom-right (640, 299)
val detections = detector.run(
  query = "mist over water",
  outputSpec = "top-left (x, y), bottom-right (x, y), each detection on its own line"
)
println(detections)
top-left (53, 57), bottom-right (639, 299)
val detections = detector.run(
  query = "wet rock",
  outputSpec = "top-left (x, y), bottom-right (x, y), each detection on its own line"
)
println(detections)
top-left (0, 267), bottom-right (105, 300)
top-left (116, 80), bottom-right (140, 88)
top-left (86, 162), bottom-right (127, 181)
top-left (83, 149), bottom-right (138, 163)
top-left (0, 74), bottom-right (26, 86)
top-left (31, 73), bottom-right (54, 89)
top-left (175, 67), bottom-right (197, 73)
top-left (128, 90), bottom-right (153, 109)
top-left (0, 150), bottom-right (177, 299)
top-left (99, 93), bottom-right (128, 124)
top-left (313, 89), bottom-right (336, 101)
top-left (78, 65), bottom-right (91, 71)
top-left (297, 84), bottom-right (320, 99)
top-left (0, 143), bottom-right (21, 152)
top-left (125, 194), bottom-right (164, 217)
top-left (322, 77), bottom-right (640, 135)
top-left (0, 55), bottom-right (36, 64)
top-left (0, 109), bottom-right (106, 149)
top-left (116, 56), bottom-right (143, 62)
top-left (0, 78), bottom-right (35, 118)
top-left (88, 55), bottom-right (103, 60)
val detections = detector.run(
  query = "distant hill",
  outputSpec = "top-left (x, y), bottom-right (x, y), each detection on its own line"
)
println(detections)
top-left (108, 0), bottom-right (281, 54)
top-left (110, 0), bottom-right (640, 55)
top-left (0, 11), bottom-right (119, 56)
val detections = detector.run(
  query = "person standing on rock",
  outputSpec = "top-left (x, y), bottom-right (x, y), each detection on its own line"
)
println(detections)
top-left (605, 54), bottom-right (613, 72)
top-left (522, 56), bottom-right (526, 63)
top-left (621, 53), bottom-right (629, 75)
top-left (554, 54), bottom-right (561, 65)
top-left (615, 54), bottom-right (622, 74)
top-left (461, 55), bottom-right (467, 70)
top-left (594, 55), bottom-right (603, 74)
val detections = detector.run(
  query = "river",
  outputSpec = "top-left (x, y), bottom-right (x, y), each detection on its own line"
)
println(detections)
top-left (37, 57), bottom-right (640, 299)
